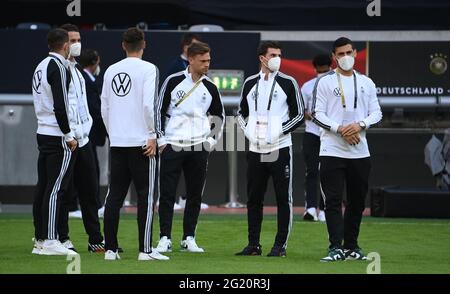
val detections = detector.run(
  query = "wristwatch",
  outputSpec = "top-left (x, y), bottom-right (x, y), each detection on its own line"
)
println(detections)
top-left (358, 121), bottom-right (366, 130)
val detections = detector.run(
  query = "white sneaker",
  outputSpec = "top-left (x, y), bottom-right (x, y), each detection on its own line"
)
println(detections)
top-left (61, 240), bottom-right (77, 252)
top-left (69, 210), bottom-right (82, 218)
top-left (155, 236), bottom-right (172, 252)
top-left (303, 207), bottom-right (318, 221)
top-left (40, 240), bottom-right (78, 256)
top-left (98, 206), bottom-right (105, 218)
top-left (32, 238), bottom-right (43, 255)
top-left (104, 250), bottom-right (120, 260)
top-left (178, 197), bottom-right (186, 208)
top-left (178, 197), bottom-right (209, 210)
top-left (181, 236), bottom-right (204, 253)
top-left (138, 251), bottom-right (170, 261)
top-left (318, 210), bottom-right (326, 222)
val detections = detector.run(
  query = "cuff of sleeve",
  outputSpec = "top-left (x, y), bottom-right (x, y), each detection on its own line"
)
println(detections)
top-left (64, 131), bottom-right (75, 142)
top-left (330, 122), bottom-right (340, 134)
top-left (148, 132), bottom-right (157, 140)
top-left (157, 137), bottom-right (167, 146)
top-left (206, 137), bottom-right (217, 148)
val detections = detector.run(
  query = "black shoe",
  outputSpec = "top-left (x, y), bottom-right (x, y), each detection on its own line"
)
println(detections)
top-left (89, 240), bottom-right (123, 253)
top-left (267, 246), bottom-right (286, 257)
top-left (320, 247), bottom-right (345, 262)
top-left (88, 242), bottom-right (106, 253)
top-left (344, 247), bottom-right (367, 260)
top-left (235, 245), bottom-right (262, 256)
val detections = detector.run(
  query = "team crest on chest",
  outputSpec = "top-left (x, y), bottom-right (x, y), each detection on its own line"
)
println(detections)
top-left (273, 90), bottom-right (278, 100)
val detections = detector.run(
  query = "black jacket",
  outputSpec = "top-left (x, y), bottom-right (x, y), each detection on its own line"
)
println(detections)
top-left (80, 69), bottom-right (107, 146)
top-left (164, 55), bottom-right (189, 81)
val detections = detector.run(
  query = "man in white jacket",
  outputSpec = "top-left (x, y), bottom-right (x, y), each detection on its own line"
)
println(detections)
top-left (155, 42), bottom-right (224, 254)
top-left (312, 37), bottom-right (382, 262)
top-left (57, 24), bottom-right (104, 254)
top-left (31, 28), bottom-right (78, 256)
top-left (235, 41), bottom-right (304, 257)
top-left (301, 54), bottom-right (332, 222)
top-left (101, 27), bottom-right (168, 261)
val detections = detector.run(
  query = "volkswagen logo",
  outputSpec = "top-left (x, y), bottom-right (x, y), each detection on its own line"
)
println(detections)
top-left (333, 87), bottom-right (341, 97)
top-left (176, 90), bottom-right (186, 99)
top-left (32, 70), bottom-right (42, 94)
top-left (112, 72), bottom-right (132, 97)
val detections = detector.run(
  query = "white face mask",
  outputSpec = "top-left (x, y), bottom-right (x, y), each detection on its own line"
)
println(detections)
top-left (69, 42), bottom-right (81, 57)
top-left (266, 56), bottom-right (281, 72)
top-left (94, 65), bottom-right (100, 76)
top-left (337, 55), bottom-right (354, 71)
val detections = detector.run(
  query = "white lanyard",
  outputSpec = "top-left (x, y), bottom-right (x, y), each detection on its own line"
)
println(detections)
top-left (175, 79), bottom-right (202, 107)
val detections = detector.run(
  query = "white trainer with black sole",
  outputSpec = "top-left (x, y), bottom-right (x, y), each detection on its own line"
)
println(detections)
top-left (61, 240), bottom-right (77, 252)
top-left (303, 207), bottom-right (318, 221)
top-left (155, 236), bottom-right (172, 253)
top-left (138, 251), bottom-right (170, 261)
top-left (40, 240), bottom-right (78, 256)
top-left (104, 250), bottom-right (120, 260)
top-left (181, 236), bottom-right (204, 253)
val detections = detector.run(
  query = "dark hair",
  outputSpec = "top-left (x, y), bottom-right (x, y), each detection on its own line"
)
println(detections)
top-left (60, 23), bottom-right (80, 32)
top-left (332, 37), bottom-right (353, 53)
top-left (47, 28), bottom-right (69, 51)
top-left (257, 41), bottom-right (281, 57)
top-left (181, 33), bottom-right (200, 48)
top-left (79, 49), bottom-right (99, 68)
top-left (187, 42), bottom-right (210, 58)
top-left (312, 54), bottom-right (332, 67)
top-left (122, 27), bottom-right (145, 52)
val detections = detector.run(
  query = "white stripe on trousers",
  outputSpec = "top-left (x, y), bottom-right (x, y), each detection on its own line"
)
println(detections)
top-left (157, 156), bottom-right (161, 203)
top-left (282, 146), bottom-right (294, 249)
top-left (103, 187), bottom-right (110, 207)
top-left (47, 138), bottom-right (71, 239)
top-left (318, 162), bottom-right (327, 209)
top-left (144, 157), bottom-right (156, 253)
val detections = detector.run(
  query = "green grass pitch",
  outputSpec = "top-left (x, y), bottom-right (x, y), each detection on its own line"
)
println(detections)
top-left (1, 213), bottom-right (449, 274)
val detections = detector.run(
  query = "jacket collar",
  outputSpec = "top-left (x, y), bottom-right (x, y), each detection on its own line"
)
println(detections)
top-left (258, 70), bottom-right (278, 81)
top-left (184, 66), bottom-right (207, 83)
top-left (49, 52), bottom-right (69, 67)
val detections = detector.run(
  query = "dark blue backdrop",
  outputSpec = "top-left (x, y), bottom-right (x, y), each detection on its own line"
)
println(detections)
top-left (1, 29), bottom-right (260, 93)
